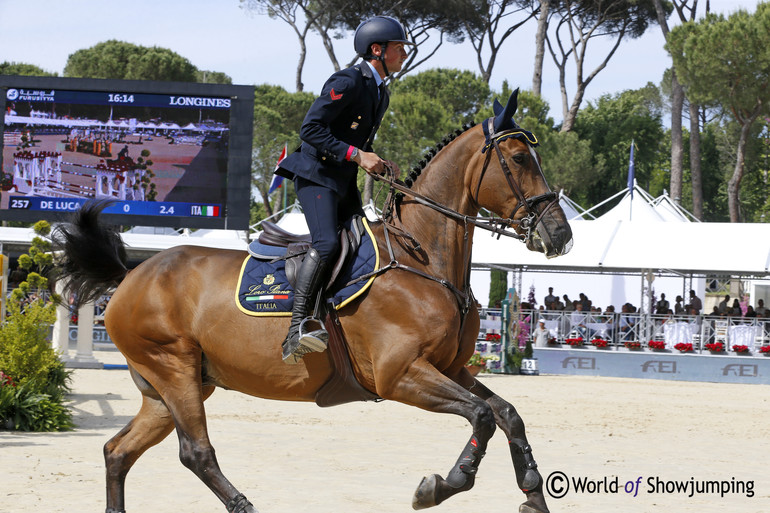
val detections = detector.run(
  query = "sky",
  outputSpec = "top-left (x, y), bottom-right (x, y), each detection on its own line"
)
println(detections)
top-left (0, 0), bottom-right (761, 124)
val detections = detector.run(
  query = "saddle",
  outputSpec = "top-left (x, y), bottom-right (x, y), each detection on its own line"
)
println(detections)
top-left (254, 217), bottom-right (380, 407)
top-left (255, 217), bottom-right (365, 292)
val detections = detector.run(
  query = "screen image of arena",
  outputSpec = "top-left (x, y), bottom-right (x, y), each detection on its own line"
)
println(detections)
top-left (0, 75), bottom-right (253, 229)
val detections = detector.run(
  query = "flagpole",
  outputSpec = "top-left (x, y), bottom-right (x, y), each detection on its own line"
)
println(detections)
top-left (282, 172), bottom-right (287, 215)
top-left (628, 139), bottom-right (635, 221)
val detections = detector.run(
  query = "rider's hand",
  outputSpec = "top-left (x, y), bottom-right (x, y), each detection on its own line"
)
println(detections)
top-left (355, 150), bottom-right (399, 177)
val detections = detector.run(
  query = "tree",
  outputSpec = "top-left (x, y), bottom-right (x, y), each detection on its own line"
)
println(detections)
top-left (251, 84), bottom-right (315, 218)
top-left (546, 0), bottom-right (659, 132)
top-left (532, 0), bottom-right (553, 95)
top-left (64, 40), bottom-right (198, 81)
top-left (667, 5), bottom-right (770, 221)
top-left (489, 269), bottom-right (508, 307)
top-left (372, 68), bottom-right (491, 202)
top-left (240, 0), bottom-right (331, 92)
top-left (461, 0), bottom-right (538, 83)
top-left (241, 1), bottom-right (481, 91)
top-left (573, 84), bottom-right (666, 207)
top-left (0, 61), bottom-right (57, 77)
top-left (653, 0), bottom-right (707, 216)
top-left (196, 70), bottom-right (233, 84)
top-left (324, 0), bottom-right (481, 80)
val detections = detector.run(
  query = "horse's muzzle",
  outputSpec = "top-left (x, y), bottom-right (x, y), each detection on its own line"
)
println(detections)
top-left (527, 213), bottom-right (573, 258)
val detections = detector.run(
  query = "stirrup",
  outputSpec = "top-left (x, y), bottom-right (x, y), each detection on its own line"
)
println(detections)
top-left (282, 317), bottom-right (328, 365)
top-left (298, 316), bottom-right (329, 352)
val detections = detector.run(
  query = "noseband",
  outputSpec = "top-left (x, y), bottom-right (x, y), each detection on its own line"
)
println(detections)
top-left (476, 117), bottom-right (559, 242)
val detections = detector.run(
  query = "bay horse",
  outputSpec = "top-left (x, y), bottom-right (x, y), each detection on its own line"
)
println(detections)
top-left (54, 90), bottom-right (572, 513)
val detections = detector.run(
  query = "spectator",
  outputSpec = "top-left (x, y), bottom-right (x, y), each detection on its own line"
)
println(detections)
top-left (533, 319), bottom-right (550, 347)
top-left (717, 294), bottom-right (731, 314)
top-left (756, 299), bottom-right (767, 317)
top-left (674, 295), bottom-right (684, 315)
top-left (543, 287), bottom-right (558, 310)
top-left (579, 292), bottom-right (592, 311)
top-left (619, 303), bottom-right (637, 341)
top-left (728, 298), bottom-right (741, 316)
top-left (688, 290), bottom-right (702, 315)
top-left (570, 303), bottom-right (588, 339)
top-left (656, 293), bottom-right (670, 315)
top-left (744, 305), bottom-right (756, 318)
top-left (562, 294), bottom-right (575, 312)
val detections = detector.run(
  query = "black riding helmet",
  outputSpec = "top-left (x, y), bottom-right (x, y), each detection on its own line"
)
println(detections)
top-left (353, 16), bottom-right (413, 76)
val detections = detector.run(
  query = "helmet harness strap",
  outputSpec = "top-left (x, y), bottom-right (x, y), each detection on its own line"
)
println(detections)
top-left (376, 41), bottom-right (390, 77)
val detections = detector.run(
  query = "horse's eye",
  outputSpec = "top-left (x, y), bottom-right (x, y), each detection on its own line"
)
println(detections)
top-left (512, 154), bottom-right (526, 165)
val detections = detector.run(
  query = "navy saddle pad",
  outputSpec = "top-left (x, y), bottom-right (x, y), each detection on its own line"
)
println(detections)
top-left (236, 218), bottom-right (379, 316)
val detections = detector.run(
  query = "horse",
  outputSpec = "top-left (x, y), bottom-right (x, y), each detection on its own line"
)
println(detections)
top-left (53, 89), bottom-right (572, 513)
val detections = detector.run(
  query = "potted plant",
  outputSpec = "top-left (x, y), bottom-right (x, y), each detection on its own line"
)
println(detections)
top-left (674, 343), bottom-right (694, 353)
top-left (760, 345), bottom-right (770, 355)
top-left (590, 338), bottom-right (609, 348)
top-left (564, 337), bottom-right (584, 347)
top-left (624, 341), bottom-right (642, 350)
top-left (648, 340), bottom-right (666, 350)
top-left (466, 351), bottom-right (487, 376)
top-left (705, 342), bottom-right (725, 353)
top-left (520, 337), bottom-right (538, 375)
top-left (731, 344), bottom-right (750, 354)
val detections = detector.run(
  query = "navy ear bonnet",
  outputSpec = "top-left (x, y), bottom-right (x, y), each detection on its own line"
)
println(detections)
top-left (482, 88), bottom-right (539, 152)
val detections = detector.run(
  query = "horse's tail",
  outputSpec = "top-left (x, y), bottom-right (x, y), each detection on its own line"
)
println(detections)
top-left (52, 200), bottom-right (128, 305)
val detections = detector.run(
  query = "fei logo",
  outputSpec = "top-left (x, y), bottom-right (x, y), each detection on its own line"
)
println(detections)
top-left (561, 357), bottom-right (596, 370)
top-left (7, 88), bottom-right (19, 101)
top-left (641, 361), bottom-right (677, 373)
top-left (721, 364), bottom-right (757, 377)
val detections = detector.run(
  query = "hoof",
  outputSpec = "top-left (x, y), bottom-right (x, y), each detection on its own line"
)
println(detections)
top-left (412, 474), bottom-right (440, 510)
top-left (519, 501), bottom-right (548, 513)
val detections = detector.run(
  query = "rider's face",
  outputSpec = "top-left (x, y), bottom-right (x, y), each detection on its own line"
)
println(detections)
top-left (372, 42), bottom-right (408, 74)
top-left (383, 42), bottom-right (407, 73)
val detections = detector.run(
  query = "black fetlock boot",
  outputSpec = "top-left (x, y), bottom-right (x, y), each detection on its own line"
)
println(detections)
top-left (281, 248), bottom-right (329, 364)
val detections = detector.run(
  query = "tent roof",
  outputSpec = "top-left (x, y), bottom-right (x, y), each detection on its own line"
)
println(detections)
top-left (472, 219), bottom-right (770, 277)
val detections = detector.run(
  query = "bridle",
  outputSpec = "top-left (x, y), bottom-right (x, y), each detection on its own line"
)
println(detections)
top-left (475, 117), bottom-right (559, 241)
top-left (374, 117), bottom-right (560, 243)
top-left (354, 117), bottom-right (561, 314)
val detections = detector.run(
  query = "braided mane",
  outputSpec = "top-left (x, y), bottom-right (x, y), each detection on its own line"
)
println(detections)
top-left (401, 121), bottom-right (477, 189)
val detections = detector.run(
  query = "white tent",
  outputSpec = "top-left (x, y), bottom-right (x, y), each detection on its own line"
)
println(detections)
top-left (470, 184), bottom-right (770, 309)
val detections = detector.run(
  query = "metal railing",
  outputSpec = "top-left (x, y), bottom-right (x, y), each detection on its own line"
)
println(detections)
top-left (495, 309), bottom-right (770, 354)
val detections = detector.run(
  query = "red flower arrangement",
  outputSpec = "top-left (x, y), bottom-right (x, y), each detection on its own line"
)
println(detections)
top-left (624, 341), bottom-right (642, 350)
top-left (674, 343), bottom-right (693, 353)
top-left (484, 333), bottom-right (501, 342)
top-left (705, 342), bottom-right (725, 352)
top-left (648, 341), bottom-right (666, 350)
top-left (590, 338), bottom-right (608, 348)
top-left (564, 337), bottom-right (584, 347)
top-left (760, 345), bottom-right (770, 354)
top-left (0, 371), bottom-right (16, 388)
top-left (732, 345), bottom-right (750, 354)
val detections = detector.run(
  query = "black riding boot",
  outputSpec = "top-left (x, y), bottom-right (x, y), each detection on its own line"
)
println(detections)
top-left (281, 248), bottom-right (329, 364)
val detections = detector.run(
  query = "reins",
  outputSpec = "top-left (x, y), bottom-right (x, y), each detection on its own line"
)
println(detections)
top-left (347, 118), bottom-right (560, 315)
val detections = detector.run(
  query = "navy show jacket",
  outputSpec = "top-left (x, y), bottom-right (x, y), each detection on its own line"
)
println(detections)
top-left (276, 62), bottom-right (389, 195)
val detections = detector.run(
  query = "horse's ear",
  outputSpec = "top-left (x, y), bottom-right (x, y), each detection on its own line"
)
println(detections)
top-left (493, 88), bottom-right (520, 133)
top-left (492, 98), bottom-right (504, 116)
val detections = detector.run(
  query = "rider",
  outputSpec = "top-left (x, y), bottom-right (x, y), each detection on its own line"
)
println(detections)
top-left (274, 15), bottom-right (410, 364)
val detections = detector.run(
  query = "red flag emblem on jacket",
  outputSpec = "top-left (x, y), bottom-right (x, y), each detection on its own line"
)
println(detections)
top-left (330, 88), bottom-right (343, 101)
